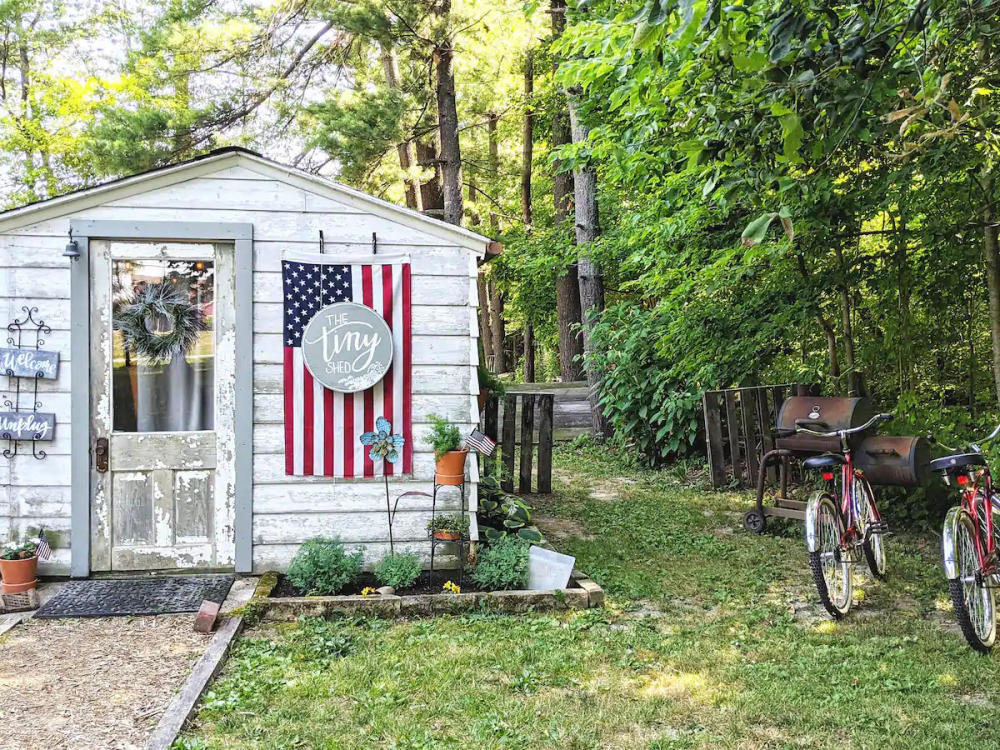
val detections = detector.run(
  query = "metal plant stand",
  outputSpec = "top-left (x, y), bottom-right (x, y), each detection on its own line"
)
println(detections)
top-left (427, 480), bottom-right (469, 587)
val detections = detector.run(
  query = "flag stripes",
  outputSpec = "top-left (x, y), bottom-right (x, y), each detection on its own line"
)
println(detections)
top-left (282, 253), bottom-right (411, 477)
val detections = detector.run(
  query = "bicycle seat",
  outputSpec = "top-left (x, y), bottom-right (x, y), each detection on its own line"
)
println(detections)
top-left (928, 453), bottom-right (987, 472)
top-left (802, 454), bottom-right (847, 469)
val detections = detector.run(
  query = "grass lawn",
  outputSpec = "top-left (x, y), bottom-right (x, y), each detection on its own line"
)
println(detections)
top-left (179, 444), bottom-right (1000, 749)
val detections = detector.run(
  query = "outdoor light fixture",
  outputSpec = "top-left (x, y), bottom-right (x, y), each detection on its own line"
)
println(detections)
top-left (63, 230), bottom-right (80, 260)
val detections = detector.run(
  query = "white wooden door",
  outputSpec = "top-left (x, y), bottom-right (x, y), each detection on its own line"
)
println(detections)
top-left (90, 240), bottom-right (237, 571)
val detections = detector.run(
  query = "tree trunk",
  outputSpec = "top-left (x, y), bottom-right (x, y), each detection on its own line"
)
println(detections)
top-left (524, 322), bottom-right (535, 382)
top-left (568, 91), bottom-right (610, 436)
top-left (521, 51), bottom-right (534, 227)
top-left (477, 275), bottom-right (494, 367)
top-left (795, 253), bottom-right (840, 383)
top-left (380, 44), bottom-right (423, 211)
top-left (433, 0), bottom-right (463, 226)
top-left (967, 288), bottom-right (977, 414)
top-left (982, 171), bottom-right (1000, 407)
top-left (488, 278), bottom-right (507, 373)
top-left (833, 239), bottom-right (863, 396)
top-left (486, 111), bottom-right (501, 231)
top-left (551, 0), bottom-right (583, 382)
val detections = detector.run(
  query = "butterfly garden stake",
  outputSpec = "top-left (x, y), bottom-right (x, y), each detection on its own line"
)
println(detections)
top-left (360, 417), bottom-right (405, 553)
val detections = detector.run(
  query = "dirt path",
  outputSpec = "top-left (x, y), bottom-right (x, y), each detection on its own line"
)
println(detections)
top-left (0, 615), bottom-right (210, 749)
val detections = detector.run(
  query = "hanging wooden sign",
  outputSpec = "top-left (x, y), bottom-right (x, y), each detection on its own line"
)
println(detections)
top-left (301, 301), bottom-right (394, 393)
top-left (0, 347), bottom-right (59, 379)
top-left (0, 411), bottom-right (55, 441)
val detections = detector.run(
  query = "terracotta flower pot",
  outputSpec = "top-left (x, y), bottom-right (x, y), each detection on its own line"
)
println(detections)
top-left (433, 529), bottom-right (462, 541)
top-left (1, 555), bottom-right (38, 594)
top-left (435, 449), bottom-right (468, 486)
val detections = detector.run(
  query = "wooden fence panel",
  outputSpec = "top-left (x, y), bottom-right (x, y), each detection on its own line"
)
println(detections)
top-left (518, 394), bottom-right (535, 494)
top-left (703, 384), bottom-right (814, 489)
top-left (501, 394), bottom-right (517, 492)
top-left (724, 390), bottom-right (742, 485)
top-left (496, 391), bottom-right (555, 495)
top-left (703, 391), bottom-right (727, 488)
top-left (536, 395), bottom-right (554, 493)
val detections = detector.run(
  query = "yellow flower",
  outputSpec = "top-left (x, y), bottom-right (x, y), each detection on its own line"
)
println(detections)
top-left (361, 587), bottom-right (376, 598)
top-left (442, 581), bottom-right (460, 594)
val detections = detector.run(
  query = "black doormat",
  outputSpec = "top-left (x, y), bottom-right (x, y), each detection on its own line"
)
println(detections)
top-left (34, 575), bottom-right (235, 618)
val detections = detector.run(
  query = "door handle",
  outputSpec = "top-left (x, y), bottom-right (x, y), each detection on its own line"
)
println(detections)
top-left (95, 437), bottom-right (109, 473)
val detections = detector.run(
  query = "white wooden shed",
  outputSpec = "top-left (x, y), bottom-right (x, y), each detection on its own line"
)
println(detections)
top-left (0, 147), bottom-right (492, 576)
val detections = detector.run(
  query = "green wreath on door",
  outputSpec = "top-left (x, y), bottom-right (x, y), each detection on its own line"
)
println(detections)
top-left (113, 282), bottom-right (207, 365)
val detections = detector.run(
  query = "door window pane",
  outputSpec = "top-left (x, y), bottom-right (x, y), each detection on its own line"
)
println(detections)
top-left (111, 258), bottom-right (215, 432)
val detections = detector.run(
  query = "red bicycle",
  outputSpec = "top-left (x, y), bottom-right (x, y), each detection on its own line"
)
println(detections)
top-left (779, 413), bottom-right (892, 617)
top-left (930, 424), bottom-right (1000, 652)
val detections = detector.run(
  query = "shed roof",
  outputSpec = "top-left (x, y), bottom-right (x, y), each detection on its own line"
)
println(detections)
top-left (0, 147), bottom-right (494, 256)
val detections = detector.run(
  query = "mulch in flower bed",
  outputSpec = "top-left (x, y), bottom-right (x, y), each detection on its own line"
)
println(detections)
top-left (270, 571), bottom-right (489, 598)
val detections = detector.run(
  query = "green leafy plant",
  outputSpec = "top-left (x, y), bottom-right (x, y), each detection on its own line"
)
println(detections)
top-left (476, 475), bottom-right (543, 543)
top-left (1, 537), bottom-right (42, 560)
top-left (285, 537), bottom-right (363, 595)
top-left (427, 414), bottom-right (462, 459)
top-left (471, 536), bottom-right (530, 591)
top-left (477, 365), bottom-right (506, 398)
top-left (372, 552), bottom-right (422, 589)
top-left (426, 513), bottom-right (470, 537)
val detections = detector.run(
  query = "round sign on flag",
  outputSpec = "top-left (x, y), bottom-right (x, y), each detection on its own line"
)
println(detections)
top-left (301, 301), bottom-right (393, 392)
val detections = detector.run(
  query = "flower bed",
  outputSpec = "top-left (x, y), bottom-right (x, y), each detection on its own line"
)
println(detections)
top-left (249, 570), bottom-right (604, 621)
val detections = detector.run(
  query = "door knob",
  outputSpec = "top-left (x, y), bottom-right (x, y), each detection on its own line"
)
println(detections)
top-left (95, 437), bottom-right (109, 473)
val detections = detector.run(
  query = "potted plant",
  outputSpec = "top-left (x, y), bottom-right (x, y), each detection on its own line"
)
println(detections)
top-left (1, 537), bottom-right (43, 594)
top-left (477, 365), bottom-right (505, 411)
top-left (427, 513), bottom-right (470, 541)
top-left (428, 413), bottom-right (467, 485)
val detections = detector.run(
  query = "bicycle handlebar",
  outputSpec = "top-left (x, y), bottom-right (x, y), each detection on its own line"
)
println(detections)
top-left (792, 412), bottom-right (893, 439)
top-left (929, 421), bottom-right (1000, 453)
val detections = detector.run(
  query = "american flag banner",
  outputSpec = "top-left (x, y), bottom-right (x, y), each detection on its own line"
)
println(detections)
top-left (35, 528), bottom-right (52, 561)
top-left (282, 252), bottom-right (412, 477)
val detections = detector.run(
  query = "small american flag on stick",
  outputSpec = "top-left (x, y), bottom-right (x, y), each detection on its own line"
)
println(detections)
top-left (465, 429), bottom-right (497, 456)
top-left (35, 529), bottom-right (51, 561)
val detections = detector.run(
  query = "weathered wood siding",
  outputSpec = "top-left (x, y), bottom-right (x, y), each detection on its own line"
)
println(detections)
top-left (0, 161), bottom-right (481, 574)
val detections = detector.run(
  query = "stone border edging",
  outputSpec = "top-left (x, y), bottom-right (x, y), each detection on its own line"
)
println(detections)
top-left (253, 573), bottom-right (604, 621)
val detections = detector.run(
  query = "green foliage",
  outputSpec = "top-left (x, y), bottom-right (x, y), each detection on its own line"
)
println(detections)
top-left (426, 414), bottom-right (462, 459)
top-left (426, 513), bottom-right (470, 536)
top-left (477, 365), bottom-right (506, 398)
top-left (476, 475), bottom-right (543, 542)
top-left (471, 536), bottom-right (530, 591)
top-left (588, 305), bottom-right (702, 466)
top-left (372, 552), bottom-right (421, 589)
top-left (285, 538), bottom-right (363, 596)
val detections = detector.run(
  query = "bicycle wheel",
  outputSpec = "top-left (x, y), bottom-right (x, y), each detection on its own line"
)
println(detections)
top-left (945, 510), bottom-right (996, 653)
top-left (808, 494), bottom-right (852, 618)
top-left (854, 475), bottom-right (887, 581)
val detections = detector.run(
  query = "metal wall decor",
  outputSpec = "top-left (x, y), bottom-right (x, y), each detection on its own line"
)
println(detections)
top-left (1, 306), bottom-right (58, 460)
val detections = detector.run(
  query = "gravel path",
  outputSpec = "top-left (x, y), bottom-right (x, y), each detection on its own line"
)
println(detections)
top-left (0, 615), bottom-right (210, 749)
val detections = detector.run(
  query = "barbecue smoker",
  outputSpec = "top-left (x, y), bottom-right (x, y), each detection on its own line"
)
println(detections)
top-left (744, 396), bottom-right (929, 533)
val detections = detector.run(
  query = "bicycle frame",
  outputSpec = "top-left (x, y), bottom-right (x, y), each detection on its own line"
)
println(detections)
top-left (952, 466), bottom-right (998, 579)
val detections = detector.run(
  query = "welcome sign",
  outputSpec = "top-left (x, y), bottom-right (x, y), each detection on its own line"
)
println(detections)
top-left (301, 301), bottom-right (394, 393)
top-left (0, 347), bottom-right (59, 379)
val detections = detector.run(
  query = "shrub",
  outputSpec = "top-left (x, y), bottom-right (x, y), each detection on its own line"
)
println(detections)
top-left (472, 536), bottom-right (530, 591)
top-left (588, 304), bottom-right (702, 466)
top-left (286, 537), bottom-right (363, 595)
top-left (426, 513), bottom-right (470, 536)
top-left (476, 476), bottom-right (543, 543)
top-left (427, 413), bottom-right (462, 458)
top-left (373, 552), bottom-right (422, 589)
